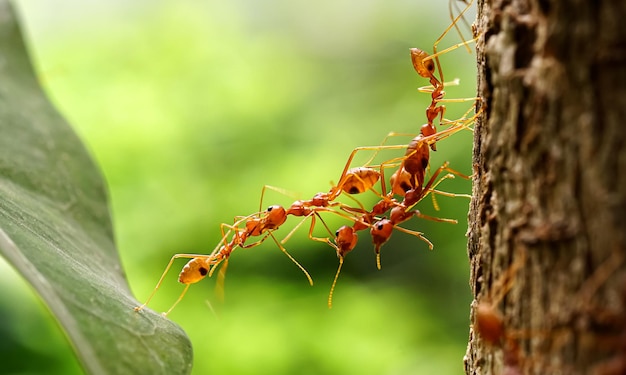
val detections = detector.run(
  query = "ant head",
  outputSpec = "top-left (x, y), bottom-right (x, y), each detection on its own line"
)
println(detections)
top-left (410, 48), bottom-right (435, 78)
top-left (474, 302), bottom-right (504, 347)
top-left (178, 257), bottom-right (212, 284)
top-left (370, 218), bottom-right (394, 250)
top-left (265, 205), bottom-right (287, 229)
top-left (371, 218), bottom-right (394, 270)
top-left (334, 225), bottom-right (358, 257)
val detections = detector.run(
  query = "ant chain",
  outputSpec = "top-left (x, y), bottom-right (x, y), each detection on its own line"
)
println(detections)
top-left (134, 4), bottom-right (480, 314)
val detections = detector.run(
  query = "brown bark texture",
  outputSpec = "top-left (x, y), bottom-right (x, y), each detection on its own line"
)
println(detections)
top-left (465, 0), bottom-right (626, 374)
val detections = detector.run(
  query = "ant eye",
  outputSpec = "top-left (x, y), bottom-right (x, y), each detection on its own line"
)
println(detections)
top-left (377, 223), bottom-right (384, 230)
top-left (267, 206), bottom-right (273, 211)
top-left (425, 59), bottom-right (435, 73)
top-left (335, 229), bottom-right (340, 236)
top-left (199, 267), bottom-right (208, 276)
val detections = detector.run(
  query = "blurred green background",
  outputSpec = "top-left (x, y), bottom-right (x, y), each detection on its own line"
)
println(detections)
top-left (3, 0), bottom-right (477, 373)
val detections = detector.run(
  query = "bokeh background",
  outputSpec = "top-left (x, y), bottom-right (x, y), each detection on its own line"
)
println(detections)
top-left (2, 0), bottom-right (478, 373)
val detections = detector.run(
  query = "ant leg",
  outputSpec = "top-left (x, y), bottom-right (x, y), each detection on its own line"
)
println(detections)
top-left (404, 161), bottom-right (471, 210)
top-left (449, 0), bottom-right (475, 53)
top-left (418, 78), bottom-right (461, 94)
top-left (394, 226), bottom-right (434, 250)
top-left (333, 123), bottom-right (471, 197)
top-left (333, 143), bottom-right (414, 195)
top-left (439, 107), bottom-right (480, 132)
top-left (371, 223), bottom-right (433, 270)
top-left (266, 231), bottom-right (314, 286)
top-left (281, 208), bottom-right (357, 246)
top-left (327, 224), bottom-right (360, 308)
top-left (429, 187), bottom-right (472, 211)
top-left (430, 188), bottom-right (472, 200)
top-left (305, 212), bottom-right (335, 244)
top-left (430, 0), bottom-right (477, 84)
top-left (414, 211), bottom-right (458, 224)
top-left (432, 98), bottom-right (482, 132)
top-left (305, 211), bottom-right (357, 246)
top-left (280, 213), bottom-right (315, 245)
top-left (257, 184), bottom-right (299, 214)
top-left (576, 249), bottom-right (625, 310)
top-left (205, 222), bottom-right (252, 278)
top-left (425, 170), bottom-right (471, 210)
top-left (426, 163), bottom-right (470, 188)
top-left (214, 259), bottom-right (229, 303)
top-left (238, 232), bottom-right (272, 249)
top-left (162, 284), bottom-right (191, 317)
top-left (355, 133), bottom-right (419, 170)
top-left (436, 96), bottom-right (482, 104)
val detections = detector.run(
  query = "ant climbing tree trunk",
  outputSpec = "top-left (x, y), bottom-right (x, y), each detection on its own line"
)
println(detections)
top-left (465, 0), bottom-right (626, 374)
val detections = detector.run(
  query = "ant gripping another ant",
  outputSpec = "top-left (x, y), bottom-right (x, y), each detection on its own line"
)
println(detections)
top-left (322, 110), bottom-right (479, 307)
top-left (325, 165), bottom-right (464, 308)
top-left (250, 114), bottom-right (472, 260)
top-left (325, 158), bottom-right (470, 308)
top-left (134, 206), bottom-right (314, 316)
top-left (133, 105), bottom-right (476, 314)
top-left (134, 162), bottom-right (384, 316)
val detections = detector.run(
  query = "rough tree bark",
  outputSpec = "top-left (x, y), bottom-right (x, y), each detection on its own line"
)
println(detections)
top-left (465, 0), bottom-right (626, 374)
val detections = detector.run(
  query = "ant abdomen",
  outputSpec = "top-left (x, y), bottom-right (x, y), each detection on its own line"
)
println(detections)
top-left (178, 257), bottom-right (212, 284)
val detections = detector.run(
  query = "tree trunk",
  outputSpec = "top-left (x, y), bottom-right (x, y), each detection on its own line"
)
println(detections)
top-left (465, 0), bottom-right (626, 374)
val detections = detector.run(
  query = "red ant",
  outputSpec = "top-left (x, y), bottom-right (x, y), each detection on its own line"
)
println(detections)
top-left (134, 206), bottom-right (313, 316)
top-left (411, 0), bottom-right (478, 150)
top-left (320, 112), bottom-right (478, 306)
top-left (364, 105), bottom-right (478, 199)
top-left (472, 248), bottom-right (528, 375)
top-left (254, 165), bottom-right (381, 251)
top-left (323, 165), bottom-right (465, 308)
top-left (472, 248), bottom-right (625, 374)
top-left (370, 161), bottom-right (469, 269)
top-left (136, 161), bottom-right (386, 315)
top-left (326, 224), bottom-right (360, 309)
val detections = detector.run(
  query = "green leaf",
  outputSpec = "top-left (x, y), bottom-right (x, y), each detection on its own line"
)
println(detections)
top-left (0, 2), bottom-right (192, 374)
